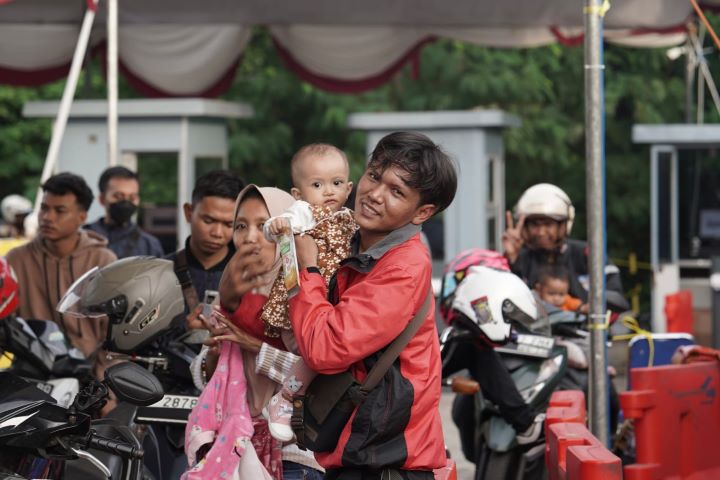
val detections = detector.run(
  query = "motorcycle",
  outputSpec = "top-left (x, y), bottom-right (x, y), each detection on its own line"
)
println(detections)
top-left (0, 314), bottom-right (92, 409)
top-left (0, 361), bottom-right (163, 480)
top-left (440, 265), bottom-right (568, 480)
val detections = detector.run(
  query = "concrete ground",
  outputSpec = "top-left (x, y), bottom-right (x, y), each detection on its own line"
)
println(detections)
top-left (440, 391), bottom-right (475, 480)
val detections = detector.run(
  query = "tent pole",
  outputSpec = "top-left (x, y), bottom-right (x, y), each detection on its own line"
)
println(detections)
top-left (33, 0), bottom-right (99, 215)
top-left (584, 0), bottom-right (609, 445)
top-left (108, 0), bottom-right (119, 166)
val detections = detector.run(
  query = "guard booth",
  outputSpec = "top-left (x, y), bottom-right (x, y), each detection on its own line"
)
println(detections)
top-left (633, 124), bottom-right (720, 345)
top-left (348, 110), bottom-right (520, 274)
top-left (23, 99), bottom-right (253, 252)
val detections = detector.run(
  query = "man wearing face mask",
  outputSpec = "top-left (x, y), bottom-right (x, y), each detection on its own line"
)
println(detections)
top-left (85, 166), bottom-right (164, 258)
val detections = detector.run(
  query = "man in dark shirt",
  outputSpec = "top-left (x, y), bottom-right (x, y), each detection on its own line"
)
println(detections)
top-left (166, 170), bottom-right (244, 326)
top-left (85, 166), bottom-right (164, 258)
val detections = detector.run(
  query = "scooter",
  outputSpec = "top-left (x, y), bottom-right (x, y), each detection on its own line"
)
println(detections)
top-left (441, 318), bottom-right (568, 480)
top-left (0, 361), bottom-right (163, 480)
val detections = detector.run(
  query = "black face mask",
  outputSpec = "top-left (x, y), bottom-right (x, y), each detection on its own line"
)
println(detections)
top-left (108, 200), bottom-right (137, 226)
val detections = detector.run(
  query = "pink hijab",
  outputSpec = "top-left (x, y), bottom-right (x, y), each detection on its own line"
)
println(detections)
top-left (183, 185), bottom-right (294, 480)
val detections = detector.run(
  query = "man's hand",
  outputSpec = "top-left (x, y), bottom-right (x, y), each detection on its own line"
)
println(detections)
top-left (186, 304), bottom-right (205, 330)
top-left (295, 234), bottom-right (319, 271)
top-left (502, 211), bottom-right (525, 264)
top-left (218, 243), bottom-right (275, 311)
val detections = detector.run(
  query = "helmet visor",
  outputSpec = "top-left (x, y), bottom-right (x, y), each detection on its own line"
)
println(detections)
top-left (56, 267), bottom-right (105, 318)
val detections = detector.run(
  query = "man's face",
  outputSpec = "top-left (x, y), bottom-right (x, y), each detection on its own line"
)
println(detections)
top-left (523, 216), bottom-right (566, 251)
top-left (100, 177), bottom-right (140, 209)
top-left (354, 164), bottom-right (434, 246)
top-left (39, 192), bottom-right (86, 242)
top-left (184, 196), bottom-right (236, 257)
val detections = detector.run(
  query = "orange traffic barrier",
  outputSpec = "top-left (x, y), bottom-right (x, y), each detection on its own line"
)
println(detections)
top-left (620, 361), bottom-right (720, 480)
top-left (664, 290), bottom-right (693, 334)
top-left (545, 390), bottom-right (621, 480)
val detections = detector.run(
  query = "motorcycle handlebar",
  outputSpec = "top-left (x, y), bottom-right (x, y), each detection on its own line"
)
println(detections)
top-left (86, 432), bottom-right (144, 460)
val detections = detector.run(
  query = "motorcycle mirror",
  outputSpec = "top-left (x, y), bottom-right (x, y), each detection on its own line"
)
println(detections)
top-left (104, 362), bottom-right (164, 406)
top-left (450, 377), bottom-right (480, 395)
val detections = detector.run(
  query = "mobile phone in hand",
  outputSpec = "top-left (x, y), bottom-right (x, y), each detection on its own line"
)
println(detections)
top-left (202, 290), bottom-right (219, 327)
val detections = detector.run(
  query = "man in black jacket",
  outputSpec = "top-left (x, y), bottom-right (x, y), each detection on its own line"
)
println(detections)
top-left (166, 170), bottom-right (244, 327)
top-left (86, 166), bottom-right (164, 258)
top-left (502, 183), bottom-right (626, 312)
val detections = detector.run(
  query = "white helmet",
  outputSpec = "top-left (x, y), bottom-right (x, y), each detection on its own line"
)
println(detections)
top-left (451, 265), bottom-right (538, 344)
top-left (514, 183), bottom-right (575, 234)
top-left (1, 195), bottom-right (32, 224)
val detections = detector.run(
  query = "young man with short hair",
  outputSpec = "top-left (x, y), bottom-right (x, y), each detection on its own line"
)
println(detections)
top-left (290, 132), bottom-right (457, 479)
top-left (86, 166), bottom-right (164, 258)
top-left (7, 172), bottom-right (116, 358)
top-left (166, 170), bottom-right (244, 329)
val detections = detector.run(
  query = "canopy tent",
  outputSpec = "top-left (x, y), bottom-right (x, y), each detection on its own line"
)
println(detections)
top-left (0, 0), bottom-right (715, 95)
top-left (2, 0), bottom-right (719, 445)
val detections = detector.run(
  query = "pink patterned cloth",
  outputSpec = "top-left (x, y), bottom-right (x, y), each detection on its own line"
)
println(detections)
top-left (183, 341), bottom-right (263, 479)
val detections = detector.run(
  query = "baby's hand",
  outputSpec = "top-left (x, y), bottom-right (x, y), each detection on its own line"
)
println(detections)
top-left (269, 217), bottom-right (291, 236)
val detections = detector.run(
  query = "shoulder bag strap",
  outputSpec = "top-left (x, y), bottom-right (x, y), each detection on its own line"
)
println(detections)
top-left (173, 249), bottom-right (200, 311)
top-left (360, 286), bottom-right (433, 393)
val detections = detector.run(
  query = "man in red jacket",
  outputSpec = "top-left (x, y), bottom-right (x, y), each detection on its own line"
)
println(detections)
top-left (290, 131), bottom-right (458, 480)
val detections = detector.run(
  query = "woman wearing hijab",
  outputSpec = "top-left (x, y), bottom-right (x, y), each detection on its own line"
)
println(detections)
top-left (183, 185), bottom-right (322, 480)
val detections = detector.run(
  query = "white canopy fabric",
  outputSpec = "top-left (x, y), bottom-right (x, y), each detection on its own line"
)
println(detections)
top-left (0, 0), bottom-right (715, 95)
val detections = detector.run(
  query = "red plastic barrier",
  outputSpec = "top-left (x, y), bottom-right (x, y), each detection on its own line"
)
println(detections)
top-left (547, 422), bottom-right (622, 480)
top-left (545, 390), bottom-right (587, 472)
top-left (620, 361), bottom-right (720, 480)
top-left (545, 391), bottom-right (621, 480)
top-left (665, 290), bottom-right (693, 334)
top-left (433, 459), bottom-right (457, 480)
top-left (546, 390), bottom-right (587, 431)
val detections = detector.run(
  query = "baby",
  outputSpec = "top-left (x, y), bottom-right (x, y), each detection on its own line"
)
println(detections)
top-left (262, 143), bottom-right (357, 441)
top-left (534, 265), bottom-right (583, 312)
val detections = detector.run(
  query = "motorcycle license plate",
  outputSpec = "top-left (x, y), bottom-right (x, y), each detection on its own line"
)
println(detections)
top-left (149, 395), bottom-right (198, 410)
top-left (135, 394), bottom-right (199, 424)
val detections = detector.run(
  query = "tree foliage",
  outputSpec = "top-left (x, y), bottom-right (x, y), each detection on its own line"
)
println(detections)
top-left (0, 27), bottom-right (705, 304)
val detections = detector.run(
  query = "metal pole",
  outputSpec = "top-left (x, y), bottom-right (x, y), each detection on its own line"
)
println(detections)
top-left (33, 0), bottom-right (99, 215)
top-left (108, 0), bottom-right (119, 166)
top-left (584, 0), bottom-right (609, 445)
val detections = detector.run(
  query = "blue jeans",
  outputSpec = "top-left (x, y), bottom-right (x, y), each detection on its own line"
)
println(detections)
top-left (282, 461), bottom-right (324, 480)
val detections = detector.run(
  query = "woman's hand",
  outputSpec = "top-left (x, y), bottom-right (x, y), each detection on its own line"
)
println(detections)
top-left (295, 234), bottom-right (319, 271)
top-left (209, 315), bottom-right (263, 353)
top-left (219, 243), bottom-right (276, 311)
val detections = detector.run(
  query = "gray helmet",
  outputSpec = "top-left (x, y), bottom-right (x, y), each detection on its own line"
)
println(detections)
top-left (57, 256), bottom-right (184, 353)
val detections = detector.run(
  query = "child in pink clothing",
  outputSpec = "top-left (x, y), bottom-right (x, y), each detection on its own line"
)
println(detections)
top-left (262, 144), bottom-right (356, 441)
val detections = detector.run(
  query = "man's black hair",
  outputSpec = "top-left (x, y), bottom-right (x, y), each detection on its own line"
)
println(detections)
top-left (369, 131), bottom-right (457, 215)
top-left (98, 166), bottom-right (138, 194)
top-left (191, 170), bottom-right (245, 206)
top-left (42, 172), bottom-right (94, 211)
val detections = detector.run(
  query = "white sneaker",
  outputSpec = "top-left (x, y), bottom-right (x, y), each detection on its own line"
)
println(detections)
top-left (516, 413), bottom-right (546, 445)
top-left (262, 393), bottom-right (295, 442)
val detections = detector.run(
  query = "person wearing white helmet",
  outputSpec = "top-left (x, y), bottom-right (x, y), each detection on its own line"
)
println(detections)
top-left (502, 183), bottom-right (625, 312)
top-left (0, 194), bottom-right (33, 255)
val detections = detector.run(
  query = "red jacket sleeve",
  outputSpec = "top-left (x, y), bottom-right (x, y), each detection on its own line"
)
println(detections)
top-left (288, 264), bottom-right (430, 374)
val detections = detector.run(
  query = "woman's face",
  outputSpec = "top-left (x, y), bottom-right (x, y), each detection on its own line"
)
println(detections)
top-left (233, 196), bottom-right (275, 265)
